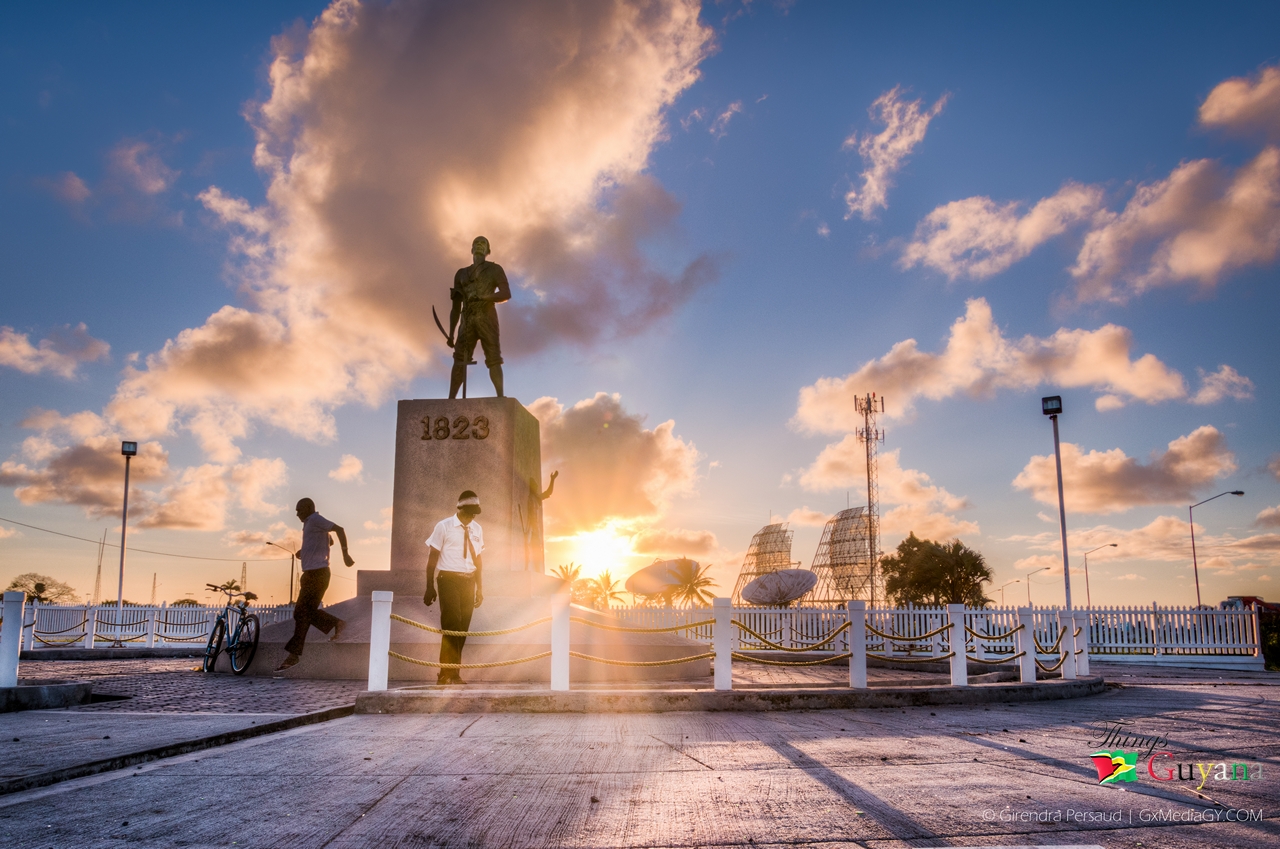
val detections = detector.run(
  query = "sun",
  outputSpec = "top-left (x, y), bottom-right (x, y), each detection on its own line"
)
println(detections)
top-left (564, 527), bottom-right (635, 579)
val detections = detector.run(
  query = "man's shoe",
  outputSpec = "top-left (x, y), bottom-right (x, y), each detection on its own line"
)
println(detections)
top-left (330, 620), bottom-right (346, 642)
top-left (274, 653), bottom-right (301, 672)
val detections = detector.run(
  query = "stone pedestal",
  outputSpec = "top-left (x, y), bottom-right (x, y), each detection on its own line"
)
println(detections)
top-left (358, 397), bottom-right (546, 596)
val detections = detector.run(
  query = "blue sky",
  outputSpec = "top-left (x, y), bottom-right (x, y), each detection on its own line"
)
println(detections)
top-left (2, 1), bottom-right (1278, 608)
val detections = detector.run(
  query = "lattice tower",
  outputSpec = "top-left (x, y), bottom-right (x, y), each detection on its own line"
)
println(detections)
top-left (803, 507), bottom-right (878, 606)
top-left (92, 530), bottom-right (105, 605)
top-left (856, 393), bottom-right (886, 607)
top-left (731, 522), bottom-right (799, 605)
top-left (240, 563), bottom-right (248, 593)
top-left (150, 573), bottom-right (157, 606)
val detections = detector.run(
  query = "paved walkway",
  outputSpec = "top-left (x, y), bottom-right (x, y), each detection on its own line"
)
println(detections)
top-left (0, 661), bottom-right (1275, 846)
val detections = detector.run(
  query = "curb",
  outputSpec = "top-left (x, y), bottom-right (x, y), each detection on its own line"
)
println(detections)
top-left (356, 675), bottom-right (1106, 714)
top-left (20, 648), bottom-right (203, 661)
top-left (1, 681), bottom-right (94, 713)
top-left (0, 704), bottom-right (354, 796)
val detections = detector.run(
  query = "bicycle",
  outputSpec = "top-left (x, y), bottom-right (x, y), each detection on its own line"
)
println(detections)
top-left (202, 584), bottom-right (262, 675)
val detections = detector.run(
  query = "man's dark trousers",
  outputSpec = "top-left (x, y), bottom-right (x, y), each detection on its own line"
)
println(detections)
top-left (437, 572), bottom-right (476, 679)
top-left (285, 567), bottom-right (339, 656)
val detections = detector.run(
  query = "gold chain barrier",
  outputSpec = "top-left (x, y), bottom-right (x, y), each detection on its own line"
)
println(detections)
top-left (733, 619), bottom-right (849, 652)
top-left (866, 651), bottom-right (955, 663)
top-left (389, 649), bottom-right (552, 670)
top-left (963, 623), bottom-right (1024, 641)
top-left (568, 617), bottom-right (715, 634)
top-left (965, 651), bottom-right (1026, 664)
top-left (390, 613), bottom-right (551, 638)
top-left (569, 650), bottom-right (715, 667)
top-left (732, 651), bottom-right (852, 666)
top-left (864, 621), bottom-right (952, 641)
top-left (1035, 653), bottom-right (1067, 673)
top-left (1033, 629), bottom-right (1066, 655)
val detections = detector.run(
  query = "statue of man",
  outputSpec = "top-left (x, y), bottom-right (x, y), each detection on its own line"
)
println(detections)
top-left (449, 236), bottom-right (511, 398)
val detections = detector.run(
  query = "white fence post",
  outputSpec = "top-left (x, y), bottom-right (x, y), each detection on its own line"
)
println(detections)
top-left (83, 605), bottom-right (96, 649)
top-left (947, 604), bottom-right (967, 687)
top-left (713, 597), bottom-right (733, 691)
top-left (1073, 609), bottom-right (1090, 676)
top-left (145, 608), bottom-right (157, 648)
top-left (973, 614), bottom-right (986, 662)
top-left (367, 591), bottom-right (393, 692)
top-left (1058, 609), bottom-right (1077, 680)
top-left (22, 602), bottom-right (37, 652)
top-left (2, 592), bottom-right (26, 686)
top-left (847, 600), bottom-right (867, 689)
top-left (1016, 607), bottom-right (1035, 683)
top-left (551, 592), bottom-right (570, 691)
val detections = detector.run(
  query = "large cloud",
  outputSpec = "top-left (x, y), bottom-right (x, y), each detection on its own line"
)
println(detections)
top-left (844, 86), bottom-right (947, 220)
top-left (531, 392), bottom-right (701, 534)
top-left (104, 0), bottom-right (715, 464)
top-left (792, 298), bottom-right (1229, 429)
top-left (796, 443), bottom-right (978, 540)
top-left (1012, 426), bottom-right (1236, 514)
top-left (0, 324), bottom-right (109, 378)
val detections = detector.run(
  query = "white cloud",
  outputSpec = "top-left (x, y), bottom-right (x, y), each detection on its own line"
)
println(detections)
top-left (785, 506), bottom-right (829, 527)
top-left (107, 140), bottom-right (177, 195)
top-left (900, 183), bottom-right (1103, 278)
top-left (1190, 365), bottom-right (1255, 405)
top-left (0, 526), bottom-right (20, 539)
top-left (0, 324), bottom-right (109, 378)
top-left (1071, 149), bottom-right (1280, 302)
top-left (1254, 506), bottom-right (1280, 529)
top-left (364, 506), bottom-right (392, 531)
top-left (1013, 426), bottom-right (1236, 515)
top-left (632, 527), bottom-right (718, 556)
top-left (793, 298), bottom-right (1195, 430)
top-left (844, 87), bottom-right (948, 220)
top-left (1199, 63), bottom-right (1280, 139)
top-left (328, 454), bottom-right (363, 483)
top-left (710, 101), bottom-right (743, 138)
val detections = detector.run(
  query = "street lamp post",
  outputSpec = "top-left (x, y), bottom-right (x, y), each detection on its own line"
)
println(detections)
top-left (1041, 396), bottom-right (1073, 610)
top-left (265, 541), bottom-right (297, 605)
top-left (997, 579), bottom-right (1020, 607)
top-left (1189, 491), bottom-right (1245, 608)
top-left (1081, 543), bottom-right (1118, 610)
top-left (114, 441), bottom-right (137, 646)
top-left (1026, 567), bottom-right (1048, 606)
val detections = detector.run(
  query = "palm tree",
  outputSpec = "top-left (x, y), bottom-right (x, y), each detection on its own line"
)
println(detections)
top-left (668, 559), bottom-right (717, 608)
top-left (590, 571), bottom-right (627, 609)
top-left (217, 579), bottom-right (241, 593)
top-left (550, 562), bottom-right (581, 583)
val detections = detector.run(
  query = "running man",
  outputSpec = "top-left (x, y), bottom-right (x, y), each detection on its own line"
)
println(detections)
top-left (423, 490), bottom-right (485, 685)
top-left (275, 498), bottom-right (354, 672)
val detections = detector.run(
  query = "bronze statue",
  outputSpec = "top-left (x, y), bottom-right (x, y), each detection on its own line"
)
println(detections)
top-left (445, 236), bottom-right (511, 399)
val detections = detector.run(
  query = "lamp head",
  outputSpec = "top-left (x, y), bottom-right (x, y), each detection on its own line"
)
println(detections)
top-left (1230, 490), bottom-right (1244, 496)
top-left (121, 441), bottom-right (138, 457)
top-left (1041, 395), bottom-right (1062, 416)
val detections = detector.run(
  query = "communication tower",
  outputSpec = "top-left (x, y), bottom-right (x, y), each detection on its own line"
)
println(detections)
top-left (92, 529), bottom-right (106, 605)
top-left (856, 393), bottom-right (885, 606)
top-left (240, 563), bottom-right (248, 594)
top-left (731, 522), bottom-right (799, 605)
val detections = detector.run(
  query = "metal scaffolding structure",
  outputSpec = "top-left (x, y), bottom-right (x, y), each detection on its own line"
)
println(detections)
top-left (731, 522), bottom-right (799, 605)
top-left (802, 507), bottom-right (883, 606)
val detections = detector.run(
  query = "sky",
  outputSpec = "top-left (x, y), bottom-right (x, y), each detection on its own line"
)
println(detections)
top-left (2, 0), bottom-right (1279, 609)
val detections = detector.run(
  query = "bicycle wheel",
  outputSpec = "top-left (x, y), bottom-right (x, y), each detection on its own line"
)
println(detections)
top-left (203, 619), bottom-right (227, 673)
top-left (230, 614), bottom-right (260, 675)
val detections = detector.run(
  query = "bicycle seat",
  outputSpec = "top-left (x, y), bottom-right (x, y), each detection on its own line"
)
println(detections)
top-left (243, 592), bottom-right (258, 601)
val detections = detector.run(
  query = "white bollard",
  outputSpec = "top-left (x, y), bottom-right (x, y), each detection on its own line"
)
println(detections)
top-left (367, 591), bottom-right (393, 692)
top-left (1, 592), bottom-right (25, 687)
top-left (145, 608), bottom-right (157, 648)
top-left (1073, 609), bottom-right (1090, 676)
top-left (23, 602), bottom-right (37, 652)
top-left (847, 600), bottom-right (867, 689)
top-left (1016, 608), bottom-right (1036, 683)
top-left (713, 597), bottom-right (733, 691)
top-left (947, 604), bottom-right (968, 687)
top-left (1057, 609), bottom-right (1077, 680)
top-left (550, 592), bottom-right (570, 691)
top-left (83, 606), bottom-right (97, 649)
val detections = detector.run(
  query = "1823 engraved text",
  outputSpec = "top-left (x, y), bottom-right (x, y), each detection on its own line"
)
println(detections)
top-left (421, 415), bottom-right (490, 441)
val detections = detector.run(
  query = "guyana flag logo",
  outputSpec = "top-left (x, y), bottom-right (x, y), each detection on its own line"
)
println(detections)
top-left (1091, 750), bottom-right (1138, 784)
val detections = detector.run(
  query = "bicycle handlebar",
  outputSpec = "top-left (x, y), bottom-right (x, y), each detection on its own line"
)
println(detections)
top-left (205, 584), bottom-right (257, 603)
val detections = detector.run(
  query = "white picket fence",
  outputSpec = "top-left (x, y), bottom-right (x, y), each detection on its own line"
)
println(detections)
top-left (611, 603), bottom-right (1265, 670)
top-left (1, 602), bottom-right (295, 650)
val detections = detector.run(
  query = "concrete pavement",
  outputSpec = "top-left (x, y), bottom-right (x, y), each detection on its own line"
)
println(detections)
top-left (0, 662), bottom-right (1274, 847)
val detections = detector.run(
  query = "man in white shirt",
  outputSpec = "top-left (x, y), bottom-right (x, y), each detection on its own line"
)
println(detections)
top-left (423, 490), bottom-right (485, 685)
top-left (275, 498), bottom-right (355, 672)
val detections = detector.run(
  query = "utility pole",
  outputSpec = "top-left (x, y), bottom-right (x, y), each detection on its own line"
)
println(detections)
top-left (855, 393), bottom-right (885, 608)
top-left (1041, 397), bottom-right (1072, 610)
top-left (115, 441), bottom-right (137, 646)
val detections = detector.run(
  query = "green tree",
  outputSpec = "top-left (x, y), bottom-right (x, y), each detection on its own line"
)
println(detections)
top-left (171, 598), bottom-right (201, 607)
top-left (5, 573), bottom-right (79, 604)
top-left (881, 534), bottom-right (992, 607)
top-left (589, 570), bottom-right (627, 609)
top-left (550, 562), bottom-right (581, 584)
top-left (668, 559), bottom-right (717, 608)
